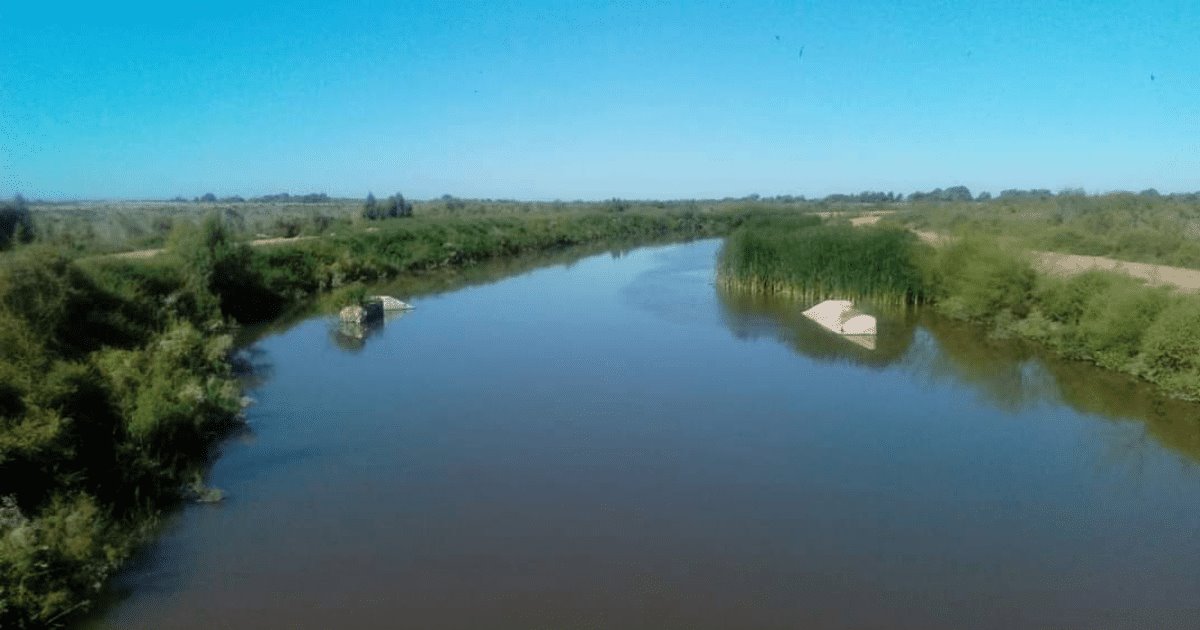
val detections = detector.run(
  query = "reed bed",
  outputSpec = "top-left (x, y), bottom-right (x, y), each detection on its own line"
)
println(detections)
top-left (718, 221), bottom-right (930, 306)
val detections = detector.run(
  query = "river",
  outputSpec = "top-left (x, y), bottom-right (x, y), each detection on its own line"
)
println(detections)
top-left (87, 239), bottom-right (1200, 629)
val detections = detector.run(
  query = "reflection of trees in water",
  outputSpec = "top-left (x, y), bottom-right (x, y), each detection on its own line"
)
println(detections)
top-left (717, 287), bottom-right (1200, 464)
top-left (329, 318), bottom-right (385, 353)
top-left (231, 345), bottom-right (275, 390)
top-left (238, 238), bottom-right (679, 347)
top-left (329, 309), bottom-right (412, 353)
top-left (909, 317), bottom-right (1059, 412)
top-left (716, 285), bottom-right (918, 369)
top-left (915, 314), bottom-right (1200, 464)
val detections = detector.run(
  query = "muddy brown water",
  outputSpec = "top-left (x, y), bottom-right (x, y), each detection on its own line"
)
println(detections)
top-left (84, 240), bottom-right (1200, 629)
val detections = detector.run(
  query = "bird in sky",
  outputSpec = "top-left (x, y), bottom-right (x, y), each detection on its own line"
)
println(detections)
top-left (798, 45), bottom-right (805, 60)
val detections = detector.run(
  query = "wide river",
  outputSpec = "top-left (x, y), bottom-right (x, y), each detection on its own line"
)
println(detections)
top-left (89, 239), bottom-right (1200, 629)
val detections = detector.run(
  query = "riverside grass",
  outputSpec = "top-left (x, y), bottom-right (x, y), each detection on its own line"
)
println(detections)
top-left (0, 209), bottom-right (748, 628)
top-left (717, 219), bottom-right (930, 307)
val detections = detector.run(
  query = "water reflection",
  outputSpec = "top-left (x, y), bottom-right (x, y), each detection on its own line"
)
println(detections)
top-left (328, 310), bottom-right (412, 353)
top-left (718, 286), bottom-right (1200, 463)
top-left (239, 238), bottom-right (693, 347)
top-left (715, 287), bottom-right (919, 368)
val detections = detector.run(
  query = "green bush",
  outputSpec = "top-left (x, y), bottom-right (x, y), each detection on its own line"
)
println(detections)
top-left (1140, 296), bottom-right (1200, 399)
top-left (1073, 281), bottom-right (1170, 370)
top-left (928, 237), bottom-right (1036, 323)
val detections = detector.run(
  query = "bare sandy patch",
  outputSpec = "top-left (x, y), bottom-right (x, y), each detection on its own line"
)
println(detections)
top-left (1034, 251), bottom-right (1200, 292)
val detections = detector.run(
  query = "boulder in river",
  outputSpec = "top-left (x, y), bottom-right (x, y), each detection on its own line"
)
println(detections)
top-left (339, 300), bottom-right (384, 324)
top-left (802, 300), bottom-right (877, 336)
top-left (371, 295), bottom-right (414, 311)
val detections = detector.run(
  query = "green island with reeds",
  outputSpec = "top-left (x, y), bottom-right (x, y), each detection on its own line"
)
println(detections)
top-left (718, 200), bottom-right (1200, 403)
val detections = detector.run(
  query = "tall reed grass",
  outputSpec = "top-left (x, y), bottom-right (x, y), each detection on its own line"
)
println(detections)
top-left (717, 221), bottom-right (929, 306)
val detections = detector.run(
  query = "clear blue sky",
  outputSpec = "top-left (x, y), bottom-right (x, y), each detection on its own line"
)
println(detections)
top-left (1, 1), bottom-right (1197, 200)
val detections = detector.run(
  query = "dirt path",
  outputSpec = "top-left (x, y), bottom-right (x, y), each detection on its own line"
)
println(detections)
top-left (846, 214), bottom-right (1200, 292)
top-left (1033, 251), bottom-right (1200, 291)
top-left (110, 235), bottom-right (318, 260)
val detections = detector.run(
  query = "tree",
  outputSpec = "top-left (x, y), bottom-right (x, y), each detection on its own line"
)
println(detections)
top-left (385, 193), bottom-right (413, 218)
top-left (199, 193), bottom-right (217, 202)
top-left (0, 195), bottom-right (35, 250)
top-left (362, 192), bottom-right (380, 220)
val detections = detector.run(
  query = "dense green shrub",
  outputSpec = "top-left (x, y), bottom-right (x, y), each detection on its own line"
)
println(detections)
top-left (1140, 296), bottom-right (1200, 399)
top-left (926, 237), bottom-right (1037, 323)
top-left (166, 213), bottom-right (282, 322)
top-left (1073, 281), bottom-right (1170, 369)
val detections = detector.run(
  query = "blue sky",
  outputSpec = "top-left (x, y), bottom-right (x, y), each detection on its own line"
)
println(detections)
top-left (1, 1), bottom-right (1197, 200)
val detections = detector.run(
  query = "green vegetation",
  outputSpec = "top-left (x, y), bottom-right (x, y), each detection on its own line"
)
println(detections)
top-left (717, 216), bottom-right (929, 306)
top-left (0, 196), bottom-right (36, 251)
top-left (6, 187), bottom-right (1200, 625)
top-left (0, 244), bottom-right (239, 627)
top-left (19, 195), bottom-right (812, 256)
top-left (0, 206), bottom-right (747, 627)
top-left (896, 192), bottom-right (1200, 269)
top-left (719, 213), bottom-right (1200, 401)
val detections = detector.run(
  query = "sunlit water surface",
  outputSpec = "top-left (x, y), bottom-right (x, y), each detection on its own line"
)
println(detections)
top-left (88, 240), bottom-right (1200, 629)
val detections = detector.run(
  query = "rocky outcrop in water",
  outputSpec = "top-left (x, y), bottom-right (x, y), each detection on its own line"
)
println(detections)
top-left (339, 300), bottom-right (384, 325)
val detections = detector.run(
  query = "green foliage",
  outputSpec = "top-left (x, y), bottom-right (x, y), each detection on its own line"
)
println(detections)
top-left (1072, 281), bottom-right (1170, 369)
top-left (718, 211), bottom-right (1200, 402)
top-left (361, 192), bottom-right (380, 220)
top-left (0, 242), bottom-right (241, 626)
top-left (926, 237), bottom-right (1037, 323)
top-left (0, 493), bottom-right (126, 629)
top-left (718, 218), bottom-right (928, 305)
top-left (899, 192), bottom-right (1200, 268)
top-left (0, 196), bottom-right (36, 251)
top-left (166, 213), bottom-right (282, 322)
top-left (1139, 296), bottom-right (1200, 399)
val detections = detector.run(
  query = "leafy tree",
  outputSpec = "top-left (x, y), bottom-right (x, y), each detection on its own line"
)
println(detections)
top-left (0, 195), bottom-right (35, 250)
top-left (362, 193), bottom-right (380, 220)
top-left (385, 193), bottom-right (413, 218)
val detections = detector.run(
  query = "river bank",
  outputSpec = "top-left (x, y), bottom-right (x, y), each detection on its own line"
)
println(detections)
top-left (717, 217), bottom-right (1200, 401)
top-left (0, 210), bottom-right (746, 628)
top-left (85, 239), bottom-right (1200, 630)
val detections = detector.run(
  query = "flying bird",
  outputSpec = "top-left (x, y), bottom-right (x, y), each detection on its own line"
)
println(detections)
top-left (798, 45), bottom-right (805, 60)
top-left (1151, 74), bottom-right (1156, 81)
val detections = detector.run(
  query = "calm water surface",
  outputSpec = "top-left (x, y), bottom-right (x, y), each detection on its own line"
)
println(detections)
top-left (90, 240), bottom-right (1200, 629)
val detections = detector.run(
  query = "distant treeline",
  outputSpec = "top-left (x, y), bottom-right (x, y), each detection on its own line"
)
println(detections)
top-left (7, 187), bottom-right (1200, 257)
top-left (5, 196), bottom-right (811, 255)
top-left (820, 186), bottom-right (1200, 204)
top-left (182, 192), bottom-right (333, 203)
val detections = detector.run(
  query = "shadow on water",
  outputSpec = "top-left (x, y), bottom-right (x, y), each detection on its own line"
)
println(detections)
top-left (719, 285), bottom-right (1200, 463)
top-left (715, 285), bottom-right (919, 369)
